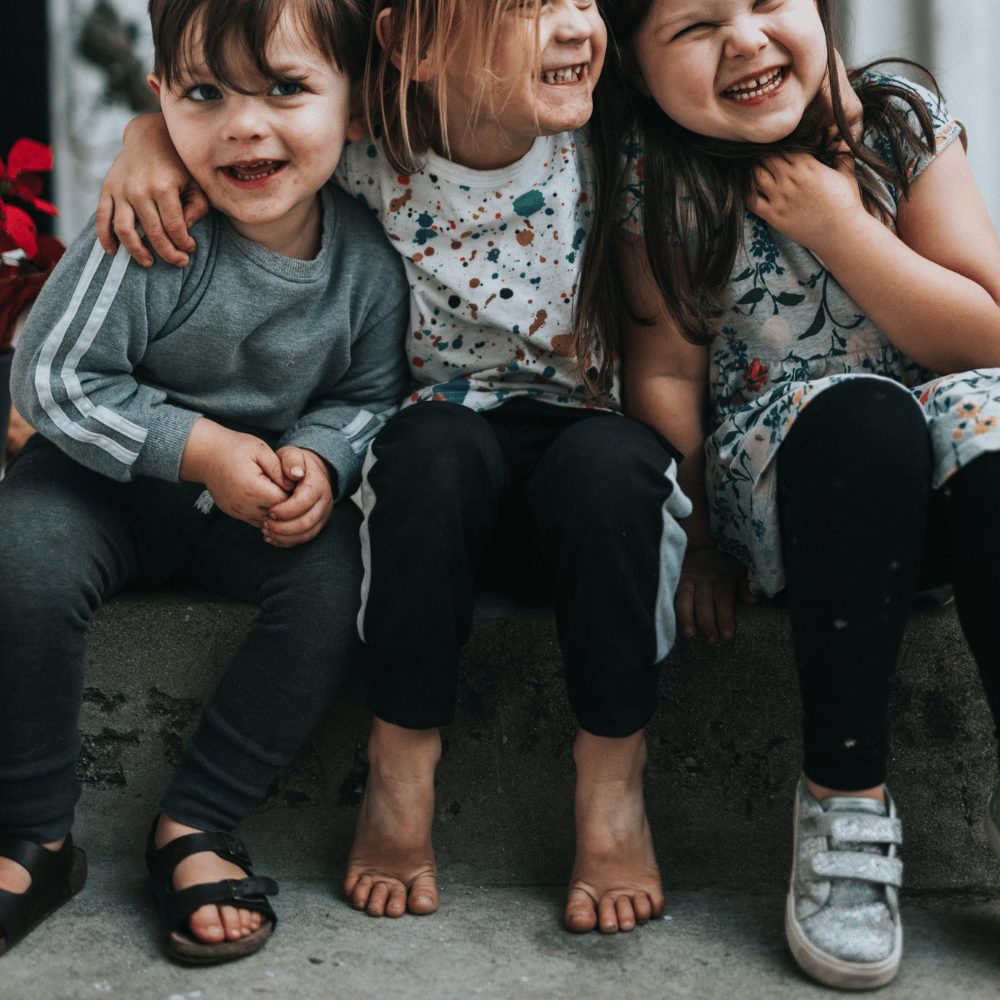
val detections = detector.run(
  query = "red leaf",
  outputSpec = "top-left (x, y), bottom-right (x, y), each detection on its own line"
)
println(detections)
top-left (0, 202), bottom-right (39, 258)
top-left (7, 138), bottom-right (53, 179)
top-left (34, 234), bottom-right (66, 266)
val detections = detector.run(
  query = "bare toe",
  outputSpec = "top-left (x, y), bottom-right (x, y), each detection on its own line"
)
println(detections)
top-left (385, 884), bottom-right (408, 918)
top-left (564, 887), bottom-right (598, 934)
top-left (615, 895), bottom-right (637, 932)
top-left (187, 904), bottom-right (225, 943)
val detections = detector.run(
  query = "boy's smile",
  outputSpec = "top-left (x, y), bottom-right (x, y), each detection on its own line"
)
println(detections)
top-left (634, 0), bottom-right (827, 145)
top-left (439, 0), bottom-right (607, 170)
top-left (150, 10), bottom-right (353, 257)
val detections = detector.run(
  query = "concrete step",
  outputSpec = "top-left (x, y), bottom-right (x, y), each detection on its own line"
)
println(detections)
top-left (5, 881), bottom-right (1000, 1000)
top-left (74, 592), bottom-right (1000, 893)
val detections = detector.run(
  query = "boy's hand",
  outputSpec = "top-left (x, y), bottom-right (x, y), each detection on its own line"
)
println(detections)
top-left (180, 420), bottom-right (289, 528)
top-left (96, 113), bottom-right (208, 268)
top-left (263, 447), bottom-right (335, 548)
top-left (676, 546), bottom-right (755, 645)
top-left (750, 151), bottom-right (864, 255)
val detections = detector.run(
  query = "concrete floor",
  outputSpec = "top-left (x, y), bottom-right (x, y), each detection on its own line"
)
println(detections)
top-left (4, 874), bottom-right (1000, 1000)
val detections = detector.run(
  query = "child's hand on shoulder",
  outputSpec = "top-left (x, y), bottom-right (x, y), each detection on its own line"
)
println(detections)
top-left (676, 546), bottom-right (755, 645)
top-left (749, 151), bottom-right (865, 255)
top-left (96, 113), bottom-right (208, 269)
top-left (263, 447), bottom-right (335, 548)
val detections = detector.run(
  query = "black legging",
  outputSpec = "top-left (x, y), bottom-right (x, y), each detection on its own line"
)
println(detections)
top-left (776, 377), bottom-right (1000, 790)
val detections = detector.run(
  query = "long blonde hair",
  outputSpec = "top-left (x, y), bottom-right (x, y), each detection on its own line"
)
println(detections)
top-left (365, 0), bottom-right (539, 173)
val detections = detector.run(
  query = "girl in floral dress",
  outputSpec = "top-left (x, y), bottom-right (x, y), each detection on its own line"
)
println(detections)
top-left (603, 0), bottom-right (1000, 990)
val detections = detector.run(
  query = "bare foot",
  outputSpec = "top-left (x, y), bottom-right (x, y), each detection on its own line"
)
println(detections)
top-left (343, 719), bottom-right (441, 918)
top-left (154, 815), bottom-right (264, 944)
top-left (564, 730), bottom-right (665, 934)
top-left (0, 838), bottom-right (64, 951)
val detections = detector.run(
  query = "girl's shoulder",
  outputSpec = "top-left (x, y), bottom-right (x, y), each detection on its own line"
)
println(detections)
top-left (857, 70), bottom-right (965, 179)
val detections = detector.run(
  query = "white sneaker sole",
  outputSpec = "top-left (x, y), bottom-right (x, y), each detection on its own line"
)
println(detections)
top-left (785, 890), bottom-right (902, 991)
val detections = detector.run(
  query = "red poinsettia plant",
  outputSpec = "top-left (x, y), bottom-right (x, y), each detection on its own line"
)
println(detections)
top-left (1, 138), bottom-right (66, 350)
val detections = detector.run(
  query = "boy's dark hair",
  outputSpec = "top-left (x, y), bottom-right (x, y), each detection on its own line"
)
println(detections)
top-left (149, 0), bottom-right (371, 87)
top-left (597, 0), bottom-right (939, 347)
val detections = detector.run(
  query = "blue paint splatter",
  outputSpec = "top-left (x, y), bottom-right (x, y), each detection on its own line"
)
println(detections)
top-left (487, 248), bottom-right (500, 263)
top-left (513, 190), bottom-right (545, 218)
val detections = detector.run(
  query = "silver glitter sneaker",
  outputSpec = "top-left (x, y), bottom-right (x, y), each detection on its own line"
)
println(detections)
top-left (785, 777), bottom-right (903, 990)
top-left (985, 781), bottom-right (1000, 860)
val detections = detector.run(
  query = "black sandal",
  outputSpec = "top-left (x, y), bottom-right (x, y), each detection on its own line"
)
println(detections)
top-left (0, 835), bottom-right (88, 957)
top-left (145, 822), bottom-right (278, 965)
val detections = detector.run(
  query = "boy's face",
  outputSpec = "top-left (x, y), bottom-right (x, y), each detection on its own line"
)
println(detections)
top-left (150, 11), bottom-right (353, 252)
top-left (440, 0), bottom-right (607, 169)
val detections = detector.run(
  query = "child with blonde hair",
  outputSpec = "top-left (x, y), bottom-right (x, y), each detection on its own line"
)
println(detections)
top-left (100, 0), bottom-right (697, 935)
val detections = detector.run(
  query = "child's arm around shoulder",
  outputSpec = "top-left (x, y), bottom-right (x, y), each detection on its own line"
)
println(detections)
top-left (617, 234), bottom-right (753, 645)
top-left (96, 113), bottom-right (209, 268)
top-left (751, 129), bottom-right (1000, 374)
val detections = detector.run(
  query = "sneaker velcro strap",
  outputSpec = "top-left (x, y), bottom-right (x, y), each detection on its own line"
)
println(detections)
top-left (801, 814), bottom-right (902, 845)
top-left (809, 852), bottom-right (903, 887)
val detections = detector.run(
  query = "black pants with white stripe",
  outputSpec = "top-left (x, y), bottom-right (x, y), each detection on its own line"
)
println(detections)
top-left (0, 436), bottom-right (363, 843)
top-left (357, 399), bottom-right (689, 738)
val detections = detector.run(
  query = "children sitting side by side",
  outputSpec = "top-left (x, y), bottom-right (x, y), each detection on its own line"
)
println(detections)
top-left (0, 0), bottom-right (408, 963)
top-left (98, 0), bottom-right (695, 937)
top-left (604, 0), bottom-right (1000, 989)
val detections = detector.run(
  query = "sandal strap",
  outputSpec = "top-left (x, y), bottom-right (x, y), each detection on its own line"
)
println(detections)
top-left (145, 821), bottom-right (279, 939)
top-left (146, 830), bottom-right (253, 884)
top-left (163, 876), bottom-right (279, 933)
top-left (0, 835), bottom-right (74, 883)
top-left (808, 851), bottom-right (903, 887)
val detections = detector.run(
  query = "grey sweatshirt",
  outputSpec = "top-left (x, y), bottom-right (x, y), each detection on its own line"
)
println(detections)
top-left (13, 184), bottom-right (409, 500)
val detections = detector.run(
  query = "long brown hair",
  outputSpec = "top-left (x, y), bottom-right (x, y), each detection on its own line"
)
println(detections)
top-left (600, 0), bottom-right (938, 346)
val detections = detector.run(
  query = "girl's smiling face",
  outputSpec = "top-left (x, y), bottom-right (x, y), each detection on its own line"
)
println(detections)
top-left (440, 0), bottom-right (607, 169)
top-left (633, 0), bottom-right (828, 144)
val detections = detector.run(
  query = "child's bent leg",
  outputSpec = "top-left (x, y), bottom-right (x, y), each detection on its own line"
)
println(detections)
top-left (525, 414), bottom-right (687, 933)
top-left (776, 379), bottom-right (930, 989)
top-left (155, 502), bottom-right (365, 945)
top-left (0, 442), bottom-right (149, 949)
top-left (348, 402), bottom-right (507, 916)
top-left (776, 380), bottom-right (931, 793)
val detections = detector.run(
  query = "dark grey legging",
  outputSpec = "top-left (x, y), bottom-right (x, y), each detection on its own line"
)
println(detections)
top-left (0, 436), bottom-right (362, 843)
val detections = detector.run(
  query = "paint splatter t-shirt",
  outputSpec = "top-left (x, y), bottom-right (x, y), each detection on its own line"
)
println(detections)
top-left (337, 131), bottom-right (615, 411)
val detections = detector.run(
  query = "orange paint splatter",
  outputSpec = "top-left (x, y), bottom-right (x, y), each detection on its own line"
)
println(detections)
top-left (470, 278), bottom-right (481, 288)
top-left (529, 310), bottom-right (549, 337)
top-left (389, 189), bottom-right (413, 212)
top-left (516, 229), bottom-right (535, 247)
top-left (550, 332), bottom-right (576, 356)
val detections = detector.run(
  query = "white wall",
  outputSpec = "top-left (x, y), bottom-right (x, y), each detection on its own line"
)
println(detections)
top-left (838, 0), bottom-right (1000, 228)
top-left (48, 0), bottom-right (154, 245)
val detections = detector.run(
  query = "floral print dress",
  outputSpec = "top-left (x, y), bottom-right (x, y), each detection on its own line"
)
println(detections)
top-left (626, 74), bottom-right (1000, 595)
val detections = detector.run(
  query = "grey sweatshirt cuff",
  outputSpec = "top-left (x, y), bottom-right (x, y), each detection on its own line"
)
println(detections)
top-left (133, 404), bottom-right (204, 481)
top-left (280, 428), bottom-right (360, 501)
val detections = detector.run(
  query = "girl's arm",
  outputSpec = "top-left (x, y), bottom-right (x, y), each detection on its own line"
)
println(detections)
top-left (617, 235), bottom-right (751, 645)
top-left (95, 113), bottom-right (208, 268)
top-left (751, 140), bottom-right (1000, 374)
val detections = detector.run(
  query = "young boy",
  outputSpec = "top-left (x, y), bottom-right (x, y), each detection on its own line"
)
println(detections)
top-left (0, 0), bottom-right (408, 964)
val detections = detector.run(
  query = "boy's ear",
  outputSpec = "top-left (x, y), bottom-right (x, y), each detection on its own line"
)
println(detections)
top-left (147, 73), bottom-right (162, 97)
top-left (375, 7), bottom-right (438, 82)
